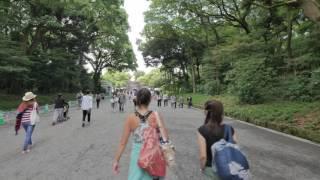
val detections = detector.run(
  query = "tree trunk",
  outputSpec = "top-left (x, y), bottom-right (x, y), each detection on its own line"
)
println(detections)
top-left (287, 8), bottom-right (293, 58)
top-left (191, 61), bottom-right (196, 93)
top-left (93, 70), bottom-right (102, 93)
top-left (196, 58), bottom-right (201, 81)
top-left (26, 26), bottom-right (46, 55)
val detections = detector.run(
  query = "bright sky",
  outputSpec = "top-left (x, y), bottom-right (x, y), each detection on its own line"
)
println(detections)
top-left (124, 0), bottom-right (153, 73)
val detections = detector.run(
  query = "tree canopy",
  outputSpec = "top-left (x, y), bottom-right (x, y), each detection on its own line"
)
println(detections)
top-left (103, 71), bottom-right (131, 88)
top-left (0, 0), bottom-right (136, 94)
top-left (140, 0), bottom-right (320, 104)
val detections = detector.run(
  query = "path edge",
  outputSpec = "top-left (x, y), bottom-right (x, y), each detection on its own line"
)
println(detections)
top-left (191, 106), bottom-right (320, 148)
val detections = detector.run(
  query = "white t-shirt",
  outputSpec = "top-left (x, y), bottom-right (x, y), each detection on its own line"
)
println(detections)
top-left (81, 95), bottom-right (93, 110)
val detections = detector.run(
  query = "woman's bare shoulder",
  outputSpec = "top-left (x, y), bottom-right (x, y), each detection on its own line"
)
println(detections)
top-left (125, 113), bottom-right (139, 131)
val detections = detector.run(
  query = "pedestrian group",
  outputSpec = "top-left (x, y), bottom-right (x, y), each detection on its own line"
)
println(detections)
top-left (14, 88), bottom-right (249, 180)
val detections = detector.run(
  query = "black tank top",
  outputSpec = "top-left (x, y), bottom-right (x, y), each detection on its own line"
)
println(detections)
top-left (198, 124), bottom-right (234, 167)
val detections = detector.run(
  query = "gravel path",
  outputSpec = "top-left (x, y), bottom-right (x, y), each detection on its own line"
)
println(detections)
top-left (0, 100), bottom-right (319, 180)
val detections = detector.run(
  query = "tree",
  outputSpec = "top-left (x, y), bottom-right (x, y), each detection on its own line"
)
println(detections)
top-left (142, 0), bottom-right (320, 103)
top-left (0, 0), bottom-right (136, 94)
top-left (103, 71), bottom-right (131, 88)
top-left (134, 71), bottom-right (145, 81)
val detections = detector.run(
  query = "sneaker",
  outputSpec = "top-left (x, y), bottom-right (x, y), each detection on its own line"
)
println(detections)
top-left (22, 151), bottom-right (26, 154)
top-left (26, 149), bottom-right (31, 153)
top-left (82, 123), bottom-right (85, 127)
top-left (52, 122), bottom-right (56, 126)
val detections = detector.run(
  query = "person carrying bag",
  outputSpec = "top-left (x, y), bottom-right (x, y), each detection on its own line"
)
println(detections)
top-left (113, 88), bottom-right (173, 180)
top-left (16, 92), bottom-right (39, 154)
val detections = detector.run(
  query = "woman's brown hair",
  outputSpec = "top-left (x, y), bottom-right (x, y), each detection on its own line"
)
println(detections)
top-left (136, 88), bottom-right (151, 107)
top-left (204, 100), bottom-right (224, 126)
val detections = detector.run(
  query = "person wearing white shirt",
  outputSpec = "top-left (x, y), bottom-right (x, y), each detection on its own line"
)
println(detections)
top-left (81, 91), bottom-right (93, 127)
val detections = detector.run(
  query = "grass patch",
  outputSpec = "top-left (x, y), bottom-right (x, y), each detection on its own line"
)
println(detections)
top-left (183, 93), bottom-right (320, 143)
top-left (0, 93), bottom-right (76, 111)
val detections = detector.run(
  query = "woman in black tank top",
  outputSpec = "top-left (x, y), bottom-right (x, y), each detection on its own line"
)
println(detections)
top-left (197, 100), bottom-right (236, 180)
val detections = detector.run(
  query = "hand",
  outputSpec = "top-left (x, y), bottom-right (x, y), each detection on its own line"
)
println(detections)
top-left (112, 161), bottom-right (120, 175)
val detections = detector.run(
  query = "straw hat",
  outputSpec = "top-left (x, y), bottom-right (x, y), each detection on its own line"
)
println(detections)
top-left (22, 92), bottom-right (37, 101)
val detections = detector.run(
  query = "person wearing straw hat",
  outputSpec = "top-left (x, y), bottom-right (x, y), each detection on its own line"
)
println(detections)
top-left (16, 92), bottom-right (39, 154)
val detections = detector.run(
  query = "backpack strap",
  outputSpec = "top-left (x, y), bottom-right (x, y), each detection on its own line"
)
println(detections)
top-left (223, 124), bottom-right (235, 143)
top-left (135, 111), bottom-right (153, 123)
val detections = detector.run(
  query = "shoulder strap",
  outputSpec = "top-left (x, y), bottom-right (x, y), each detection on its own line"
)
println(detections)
top-left (154, 111), bottom-right (168, 142)
top-left (223, 124), bottom-right (234, 143)
top-left (135, 111), bottom-right (153, 123)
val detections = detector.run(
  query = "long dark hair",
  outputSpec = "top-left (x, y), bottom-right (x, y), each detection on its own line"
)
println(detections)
top-left (204, 100), bottom-right (224, 128)
top-left (136, 88), bottom-right (151, 107)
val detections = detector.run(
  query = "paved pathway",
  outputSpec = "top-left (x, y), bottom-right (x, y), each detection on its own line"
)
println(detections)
top-left (0, 100), bottom-right (319, 180)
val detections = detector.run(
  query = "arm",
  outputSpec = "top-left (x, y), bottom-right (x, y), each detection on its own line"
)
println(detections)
top-left (35, 102), bottom-right (40, 114)
top-left (197, 132), bottom-right (207, 170)
top-left (113, 116), bottom-right (132, 174)
top-left (155, 112), bottom-right (169, 141)
top-left (233, 131), bottom-right (238, 144)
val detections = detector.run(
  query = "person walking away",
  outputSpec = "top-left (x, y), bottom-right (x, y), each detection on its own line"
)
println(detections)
top-left (187, 96), bottom-right (193, 108)
top-left (96, 93), bottom-right (101, 109)
top-left (52, 94), bottom-right (67, 126)
top-left (119, 92), bottom-right (126, 112)
top-left (171, 96), bottom-right (177, 109)
top-left (114, 94), bottom-right (119, 110)
top-left (81, 91), bottom-right (93, 127)
top-left (163, 94), bottom-right (168, 107)
top-left (16, 92), bottom-right (39, 154)
top-left (111, 94), bottom-right (116, 112)
top-left (63, 103), bottom-right (70, 120)
top-left (157, 94), bottom-right (161, 107)
top-left (197, 100), bottom-right (238, 179)
top-left (133, 95), bottom-right (137, 110)
top-left (76, 91), bottom-right (83, 109)
top-left (178, 96), bottom-right (184, 108)
top-left (113, 88), bottom-right (170, 180)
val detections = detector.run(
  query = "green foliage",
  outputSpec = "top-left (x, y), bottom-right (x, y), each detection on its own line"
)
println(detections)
top-left (0, 0), bottom-right (135, 94)
top-left (142, 0), bottom-right (320, 104)
top-left (0, 36), bottom-right (31, 93)
top-left (134, 71), bottom-right (145, 81)
top-left (309, 68), bottom-right (320, 99)
top-left (103, 71), bottom-right (131, 88)
top-left (184, 93), bottom-right (320, 143)
top-left (0, 93), bottom-right (76, 111)
top-left (226, 57), bottom-right (276, 104)
top-left (137, 69), bottom-right (164, 88)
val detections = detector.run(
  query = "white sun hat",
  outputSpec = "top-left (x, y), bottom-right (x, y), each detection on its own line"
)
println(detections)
top-left (22, 92), bottom-right (37, 101)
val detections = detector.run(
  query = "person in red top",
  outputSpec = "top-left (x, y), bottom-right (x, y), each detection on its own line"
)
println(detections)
top-left (16, 92), bottom-right (39, 154)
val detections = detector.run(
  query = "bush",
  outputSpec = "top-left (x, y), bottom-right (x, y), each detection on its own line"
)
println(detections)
top-left (285, 76), bottom-right (312, 101)
top-left (226, 57), bottom-right (275, 104)
top-left (202, 80), bottom-right (225, 95)
top-left (183, 93), bottom-right (320, 143)
top-left (309, 68), bottom-right (320, 100)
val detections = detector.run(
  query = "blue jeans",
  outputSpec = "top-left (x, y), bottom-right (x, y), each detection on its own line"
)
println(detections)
top-left (22, 123), bottom-right (35, 151)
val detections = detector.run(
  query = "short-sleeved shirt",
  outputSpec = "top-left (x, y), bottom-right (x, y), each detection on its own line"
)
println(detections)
top-left (81, 95), bottom-right (93, 110)
top-left (96, 94), bottom-right (101, 100)
top-left (198, 124), bottom-right (234, 167)
top-left (54, 98), bottom-right (65, 109)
